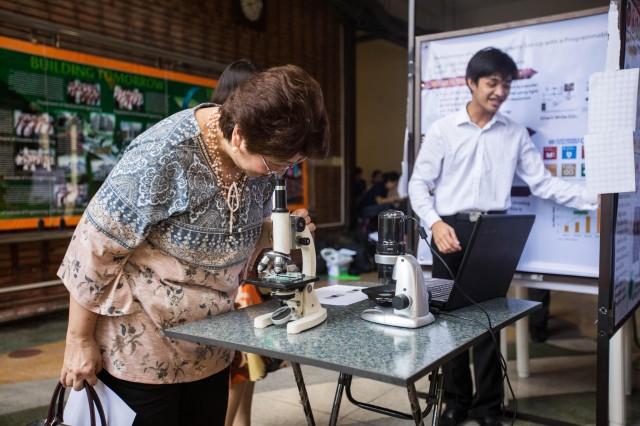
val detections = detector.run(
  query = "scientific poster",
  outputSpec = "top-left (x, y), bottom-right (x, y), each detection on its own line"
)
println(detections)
top-left (417, 13), bottom-right (607, 277)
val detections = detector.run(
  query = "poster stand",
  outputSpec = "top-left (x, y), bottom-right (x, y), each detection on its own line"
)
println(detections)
top-left (405, 2), bottom-right (637, 426)
top-left (596, 1), bottom-right (640, 425)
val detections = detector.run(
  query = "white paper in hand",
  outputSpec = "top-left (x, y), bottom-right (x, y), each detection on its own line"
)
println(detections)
top-left (63, 379), bottom-right (136, 426)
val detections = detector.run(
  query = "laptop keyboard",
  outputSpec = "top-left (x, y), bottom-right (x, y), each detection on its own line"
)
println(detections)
top-left (424, 278), bottom-right (454, 302)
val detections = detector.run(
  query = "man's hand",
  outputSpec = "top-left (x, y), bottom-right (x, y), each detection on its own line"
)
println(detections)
top-left (431, 220), bottom-right (462, 254)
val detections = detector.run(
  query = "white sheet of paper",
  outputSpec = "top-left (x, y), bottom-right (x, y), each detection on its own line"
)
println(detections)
top-left (316, 284), bottom-right (368, 306)
top-left (63, 379), bottom-right (136, 426)
top-left (606, 1), bottom-right (621, 71)
top-left (588, 69), bottom-right (639, 134)
top-left (585, 130), bottom-right (637, 194)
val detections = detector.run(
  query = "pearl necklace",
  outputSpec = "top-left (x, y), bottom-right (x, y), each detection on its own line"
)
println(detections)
top-left (203, 109), bottom-right (247, 234)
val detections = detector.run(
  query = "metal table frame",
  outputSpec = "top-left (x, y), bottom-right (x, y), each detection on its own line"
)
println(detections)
top-left (166, 298), bottom-right (539, 426)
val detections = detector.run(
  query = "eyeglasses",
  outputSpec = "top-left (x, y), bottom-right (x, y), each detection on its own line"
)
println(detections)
top-left (260, 155), bottom-right (306, 175)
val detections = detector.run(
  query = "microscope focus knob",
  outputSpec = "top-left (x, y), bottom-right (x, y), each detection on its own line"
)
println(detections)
top-left (392, 294), bottom-right (411, 310)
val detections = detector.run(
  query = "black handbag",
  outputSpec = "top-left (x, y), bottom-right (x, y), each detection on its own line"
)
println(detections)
top-left (28, 381), bottom-right (107, 426)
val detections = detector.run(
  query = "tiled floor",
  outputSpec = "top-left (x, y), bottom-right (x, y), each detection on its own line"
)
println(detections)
top-left (0, 284), bottom-right (638, 426)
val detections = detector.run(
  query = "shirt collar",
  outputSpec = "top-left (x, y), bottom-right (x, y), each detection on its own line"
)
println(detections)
top-left (455, 104), bottom-right (508, 128)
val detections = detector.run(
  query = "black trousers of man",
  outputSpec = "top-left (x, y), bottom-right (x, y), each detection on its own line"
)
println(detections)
top-left (431, 215), bottom-right (503, 418)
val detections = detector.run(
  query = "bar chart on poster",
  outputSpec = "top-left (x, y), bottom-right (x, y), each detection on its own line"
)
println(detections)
top-left (416, 11), bottom-right (607, 278)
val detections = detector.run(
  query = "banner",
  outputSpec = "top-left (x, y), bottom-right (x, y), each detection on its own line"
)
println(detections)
top-left (0, 36), bottom-right (216, 230)
top-left (417, 13), bottom-right (607, 277)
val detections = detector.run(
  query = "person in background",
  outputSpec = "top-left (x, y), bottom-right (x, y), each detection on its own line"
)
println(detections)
top-left (211, 59), bottom-right (258, 105)
top-left (59, 65), bottom-right (329, 426)
top-left (409, 47), bottom-right (597, 426)
top-left (358, 171), bottom-right (404, 226)
top-left (211, 58), bottom-right (283, 426)
top-left (370, 169), bottom-right (383, 187)
top-left (350, 167), bottom-right (367, 230)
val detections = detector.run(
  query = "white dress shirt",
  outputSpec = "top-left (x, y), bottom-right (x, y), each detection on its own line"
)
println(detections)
top-left (409, 105), bottom-right (598, 229)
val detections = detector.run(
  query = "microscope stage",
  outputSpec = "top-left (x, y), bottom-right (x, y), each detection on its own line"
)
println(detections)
top-left (245, 275), bottom-right (319, 291)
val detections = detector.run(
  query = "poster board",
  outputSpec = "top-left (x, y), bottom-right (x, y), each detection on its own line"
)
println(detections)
top-left (612, 0), bottom-right (640, 327)
top-left (415, 9), bottom-right (607, 278)
top-left (0, 36), bottom-right (308, 232)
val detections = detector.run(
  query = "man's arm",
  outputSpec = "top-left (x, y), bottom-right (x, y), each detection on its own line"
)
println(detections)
top-left (408, 124), bottom-right (445, 228)
top-left (409, 125), bottom-right (462, 254)
top-left (516, 132), bottom-right (598, 211)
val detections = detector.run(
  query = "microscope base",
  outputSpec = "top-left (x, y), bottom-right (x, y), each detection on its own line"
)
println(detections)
top-left (287, 308), bottom-right (327, 334)
top-left (253, 307), bottom-right (328, 333)
top-left (361, 307), bottom-right (435, 329)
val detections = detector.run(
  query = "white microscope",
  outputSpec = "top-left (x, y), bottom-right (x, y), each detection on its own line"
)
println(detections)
top-left (361, 210), bottom-right (435, 328)
top-left (247, 176), bottom-right (327, 334)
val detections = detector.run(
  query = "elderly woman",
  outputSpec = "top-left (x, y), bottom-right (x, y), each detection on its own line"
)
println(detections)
top-left (58, 65), bottom-right (329, 426)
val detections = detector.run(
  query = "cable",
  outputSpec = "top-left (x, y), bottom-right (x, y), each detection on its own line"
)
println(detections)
top-left (409, 217), bottom-right (517, 426)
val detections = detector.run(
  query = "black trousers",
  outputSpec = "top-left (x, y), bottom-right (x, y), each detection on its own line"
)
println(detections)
top-left (98, 367), bottom-right (230, 426)
top-left (432, 215), bottom-right (503, 417)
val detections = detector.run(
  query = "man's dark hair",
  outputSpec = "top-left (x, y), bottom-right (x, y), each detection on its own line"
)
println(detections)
top-left (383, 171), bottom-right (400, 183)
top-left (211, 59), bottom-right (258, 104)
top-left (371, 170), bottom-right (382, 179)
top-left (219, 65), bottom-right (330, 160)
top-left (465, 47), bottom-right (518, 84)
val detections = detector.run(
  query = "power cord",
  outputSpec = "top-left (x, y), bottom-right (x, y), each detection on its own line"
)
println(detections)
top-left (410, 218), bottom-right (517, 426)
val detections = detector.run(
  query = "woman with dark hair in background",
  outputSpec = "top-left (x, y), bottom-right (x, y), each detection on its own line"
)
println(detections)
top-left (58, 64), bottom-right (330, 426)
top-left (211, 58), bottom-right (280, 426)
top-left (211, 59), bottom-right (258, 105)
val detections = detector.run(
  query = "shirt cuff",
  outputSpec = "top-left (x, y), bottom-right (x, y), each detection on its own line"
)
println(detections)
top-left (580, 187), bottom-right (599, 210)
top-left (425, 210), bottom-right (442, 229)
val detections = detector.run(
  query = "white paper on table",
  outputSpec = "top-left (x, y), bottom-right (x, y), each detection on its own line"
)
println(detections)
top-left (316, 284), bottom-right (368, 306)
top-left (588, 69), bottom-right (639, 134)
top-left (584, 130), bottom-right (637, 194)
top-left (63, 379), bottom-right (136, 426)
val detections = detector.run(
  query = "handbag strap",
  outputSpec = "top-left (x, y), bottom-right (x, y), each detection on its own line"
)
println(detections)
top-left (46, 382), bottom-right (64, 424)
top-left (47, 381), bottom-right (108, 426)
top-left (84, 382), bottom-right (107, 426)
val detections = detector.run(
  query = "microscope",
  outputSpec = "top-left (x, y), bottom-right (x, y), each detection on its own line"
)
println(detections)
top-left (246, 176), bottom-right (327, 334)
top-left (361, 210), bottom-right (435, 328)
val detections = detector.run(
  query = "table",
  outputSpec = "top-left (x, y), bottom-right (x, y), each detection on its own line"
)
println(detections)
top-left (166, 297), bottom-right (539, 425)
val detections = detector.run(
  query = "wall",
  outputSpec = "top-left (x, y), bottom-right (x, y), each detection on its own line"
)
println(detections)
top-left (356, 39), bottom-right (406, 183)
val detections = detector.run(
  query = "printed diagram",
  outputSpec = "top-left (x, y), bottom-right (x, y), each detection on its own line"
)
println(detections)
top-left (552, 206), bottom-right (600, 237)
top-left (541, 82), bottom-right (578, 112)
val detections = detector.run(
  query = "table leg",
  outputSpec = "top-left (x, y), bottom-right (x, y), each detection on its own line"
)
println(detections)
top-left (431, 369), bottom-right (444, 426)
top-left (407, 382), bottom-right (425, 426)
top-left (291, 362), bottom-right (315, 426)
top-left (500, 327), bottom-right (509, 405)
top-left (329, 373), bottom-right (350, 426)
top-left (514, 284), bottom-right (530, 378)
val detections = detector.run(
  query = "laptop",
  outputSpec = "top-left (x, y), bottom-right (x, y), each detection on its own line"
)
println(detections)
top-left (426, 214), bottom-right (535, 311)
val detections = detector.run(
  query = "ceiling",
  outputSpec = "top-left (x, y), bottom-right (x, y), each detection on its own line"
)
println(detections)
top-left (329, 0), bottom-right (609, 46)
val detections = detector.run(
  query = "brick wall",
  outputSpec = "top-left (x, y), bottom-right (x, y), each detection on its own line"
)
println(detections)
top-left (0, 0), bottom-right (348, 320)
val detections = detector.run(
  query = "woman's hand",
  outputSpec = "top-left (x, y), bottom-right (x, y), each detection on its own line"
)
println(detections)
top-left (60, 335), bottom-right (102, 391)
top-left (291, 208), bottom-right (315, 232)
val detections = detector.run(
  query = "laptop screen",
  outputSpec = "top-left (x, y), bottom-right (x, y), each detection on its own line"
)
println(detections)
top-left (444, 214), bottom-right (535, 310)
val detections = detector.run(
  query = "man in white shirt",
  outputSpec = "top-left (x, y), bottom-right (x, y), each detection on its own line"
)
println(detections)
top-left (409, 48), bottom-right (597, 426)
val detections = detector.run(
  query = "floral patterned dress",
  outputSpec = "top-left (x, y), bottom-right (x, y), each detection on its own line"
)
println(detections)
top-left (58, 105), bottom-right (274, 384)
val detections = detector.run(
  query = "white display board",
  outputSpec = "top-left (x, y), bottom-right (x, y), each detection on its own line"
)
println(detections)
top-left (416, 12), bottom-right (607, 277)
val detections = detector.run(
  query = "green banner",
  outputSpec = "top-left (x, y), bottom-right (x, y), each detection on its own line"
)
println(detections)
top-left (0, 44), bottom-right (213, 229)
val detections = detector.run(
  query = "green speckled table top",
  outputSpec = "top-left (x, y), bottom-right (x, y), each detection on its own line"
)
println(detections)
top-left (166, 296), bottom-right (538, 386)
